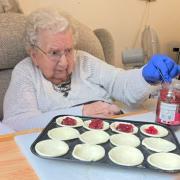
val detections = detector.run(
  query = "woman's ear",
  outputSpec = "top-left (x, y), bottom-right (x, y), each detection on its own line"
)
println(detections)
top-left (30, 50), bottom-right (38, 66)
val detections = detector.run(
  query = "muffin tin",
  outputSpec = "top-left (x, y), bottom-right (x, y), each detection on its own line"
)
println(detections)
top-left (31, 115), bottom-right (180, 173)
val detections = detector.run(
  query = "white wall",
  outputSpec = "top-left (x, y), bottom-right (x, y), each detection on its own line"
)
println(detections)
top-left (18, 0), bottom-right (180, 67)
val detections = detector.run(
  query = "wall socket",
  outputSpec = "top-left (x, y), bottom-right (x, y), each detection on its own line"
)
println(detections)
top-left (173, 47), bottom-right (180, 52)
top-left (167, 42), bottom-right (180, 64)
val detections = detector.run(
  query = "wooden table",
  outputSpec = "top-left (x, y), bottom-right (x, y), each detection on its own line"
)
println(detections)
top-left (0, 129), bottom-right (41, 180)
top-left (0, 111), bottom-right (180, 180)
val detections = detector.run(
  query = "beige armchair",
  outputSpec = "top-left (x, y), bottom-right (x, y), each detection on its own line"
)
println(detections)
top-left (0, 5), bottom-right (115, 120)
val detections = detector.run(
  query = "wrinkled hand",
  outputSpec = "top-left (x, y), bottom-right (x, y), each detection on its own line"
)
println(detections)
top-left (142, 54), bottom-right (180, 84)
top-left (83, 101), bottom-right (121, 117)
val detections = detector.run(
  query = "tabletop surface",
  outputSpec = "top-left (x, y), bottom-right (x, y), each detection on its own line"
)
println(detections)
top-left (0, 136), bottom-right (38, 179)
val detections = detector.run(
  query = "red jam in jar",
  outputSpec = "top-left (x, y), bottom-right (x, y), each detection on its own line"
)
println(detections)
top-left (62, 117), bottom-right (77, 126)
top-left (116, 123), bottom-right (133, 133)
top-left (89, 119), bottom-right (103, 129)
top-left (156, 81), bottom-right (180, 125)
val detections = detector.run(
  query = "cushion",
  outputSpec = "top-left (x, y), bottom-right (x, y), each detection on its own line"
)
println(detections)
top-left (0, 13), bottom-right (27, 70)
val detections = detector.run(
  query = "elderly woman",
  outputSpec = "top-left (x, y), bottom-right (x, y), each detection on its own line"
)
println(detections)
top-left (2, 9), bottom-right (180, 131)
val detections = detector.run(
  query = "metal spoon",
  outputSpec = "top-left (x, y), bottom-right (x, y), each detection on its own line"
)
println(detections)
top-left (156, 67), bottom-right (167, 83)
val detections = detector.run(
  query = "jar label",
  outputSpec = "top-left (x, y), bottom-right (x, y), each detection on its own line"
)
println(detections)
top-left (159, 102), bottom-right (177, 122)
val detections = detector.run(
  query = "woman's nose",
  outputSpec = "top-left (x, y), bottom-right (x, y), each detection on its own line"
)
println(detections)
top-left (57, 54), bottom-right (68, 67)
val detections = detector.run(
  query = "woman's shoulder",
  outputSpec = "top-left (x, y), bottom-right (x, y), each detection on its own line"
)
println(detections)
top-left (15, 57), bottom-right (33, 68)
top-left (13, 57), bottom-right (35, 73)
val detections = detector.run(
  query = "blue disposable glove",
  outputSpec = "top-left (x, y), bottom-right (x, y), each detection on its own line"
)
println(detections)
top-left (142, 54), bottom-right (180, 84)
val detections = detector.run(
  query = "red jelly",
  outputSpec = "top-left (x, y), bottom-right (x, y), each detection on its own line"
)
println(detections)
top-left (89, 119), bottom-right (103, 129)
top-left (116, 123), bottom-right (133, 133)
top-left (145, 126), bottom-right (158, 134)
top-left (156, 82), bottom-right (180, 126)
top-left (62, 117), bottom-right (77, 126)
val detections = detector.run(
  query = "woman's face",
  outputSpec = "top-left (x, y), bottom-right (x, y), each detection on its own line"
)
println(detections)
top-left (31, 29), bottom-right (75, 85)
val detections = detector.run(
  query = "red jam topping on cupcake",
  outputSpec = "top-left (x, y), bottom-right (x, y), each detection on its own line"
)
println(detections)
top-left (116, 123), bottom-right (133, 133)
top-left (145, 125), bottom-right (158, 134)
top-left (62, 117), bottom-right (77, 126)
top-left (89, 119), bottom-right (103, 129)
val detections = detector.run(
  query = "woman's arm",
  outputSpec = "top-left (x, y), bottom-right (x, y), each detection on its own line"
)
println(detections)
top-left (83, 52), bottom-right (156, 106)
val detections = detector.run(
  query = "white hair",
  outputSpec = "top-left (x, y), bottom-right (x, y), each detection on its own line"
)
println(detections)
top-left (24, 8), bottom-right (75, 52)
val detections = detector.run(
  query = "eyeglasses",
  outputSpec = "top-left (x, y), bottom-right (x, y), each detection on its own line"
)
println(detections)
top-left (32, 44), bottom-right (74, 62)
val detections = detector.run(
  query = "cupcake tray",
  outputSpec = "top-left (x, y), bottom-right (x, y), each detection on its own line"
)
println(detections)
top-left (30, 115), bottom-right (180, 174)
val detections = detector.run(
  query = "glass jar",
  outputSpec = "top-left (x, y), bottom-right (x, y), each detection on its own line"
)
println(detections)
top-left (156, 80), bottom-right (180, 125)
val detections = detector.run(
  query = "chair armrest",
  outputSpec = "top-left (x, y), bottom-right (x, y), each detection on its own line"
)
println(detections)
top-left (94, 28), bottom-right (115, 65)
